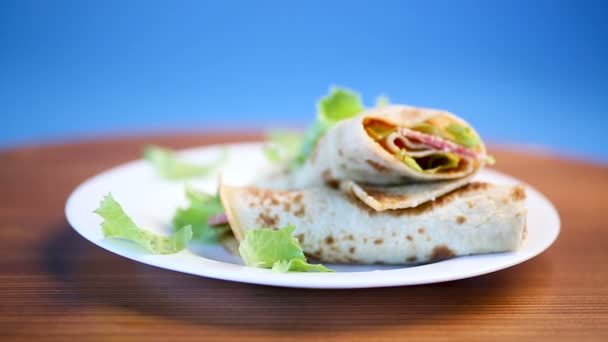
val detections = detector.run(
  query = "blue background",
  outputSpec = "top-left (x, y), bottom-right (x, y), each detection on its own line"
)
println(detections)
top-left (2, 0), bottom-right (607, 161)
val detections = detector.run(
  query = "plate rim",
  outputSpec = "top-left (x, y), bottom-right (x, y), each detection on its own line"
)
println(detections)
top-left (65, 142), bottom-right (561, 289)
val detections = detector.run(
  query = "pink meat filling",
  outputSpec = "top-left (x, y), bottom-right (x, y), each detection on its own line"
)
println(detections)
top-left (207, 213), bottom-right (229, 226)
top-left (398, 128), bottom-right (481, 160)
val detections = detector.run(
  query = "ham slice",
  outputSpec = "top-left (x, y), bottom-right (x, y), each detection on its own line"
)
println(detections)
top-left (397, 128), bottom-right (482, 160)
top-left (207, 213), bottom-right (229, 226)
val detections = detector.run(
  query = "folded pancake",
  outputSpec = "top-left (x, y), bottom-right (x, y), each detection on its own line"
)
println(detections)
top-left (257, 105), bottom-right (489, 210)
top-left (278, 105), bottom-right (487, 188)
top-left (220, 182), bottom-right (527, 265)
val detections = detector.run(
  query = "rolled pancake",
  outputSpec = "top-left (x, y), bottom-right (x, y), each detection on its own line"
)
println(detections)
top-left (256, 105), bottom-right (487, 210)
top-left (220, 182), bottom-right (527, 265)
top-left (269, 105), bottom-right (487, 189)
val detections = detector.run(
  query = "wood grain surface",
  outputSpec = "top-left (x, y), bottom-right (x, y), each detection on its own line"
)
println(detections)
top-left (1, 133), bottom-right (607, 341)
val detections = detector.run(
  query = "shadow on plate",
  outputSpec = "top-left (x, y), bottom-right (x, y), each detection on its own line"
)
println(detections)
top-left (42, 224), bottom-right (552, 333)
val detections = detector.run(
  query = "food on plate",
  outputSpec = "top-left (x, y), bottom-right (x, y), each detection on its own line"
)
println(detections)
top-left (144, 145), bottom-right (227, 180)
top-left (338, 176), bottom-right (474, 211)
top-left (94, 86), bottom-right (528, 272)
top-left (258, 100), bottom-right (496, 210)
top-left (172, 185), bottom-right (229, 241)
top-left (239, 226), bottom-right (333, 272)
top-left (220, 182), bottom-right (527, 264)
top-left (95, 194), bottom-right (192, 254)
top-left (261, 104), bottom-right (490, 189)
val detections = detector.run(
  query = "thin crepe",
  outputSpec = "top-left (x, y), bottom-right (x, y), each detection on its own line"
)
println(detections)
top-left (264, 105), bottom-right (486, 188)
top-left (340, 175), bottom-right (474, 211)
top-left (257, 105), bottom-right (487, 210)
top-left (220, 182), bottom-right (527, 265)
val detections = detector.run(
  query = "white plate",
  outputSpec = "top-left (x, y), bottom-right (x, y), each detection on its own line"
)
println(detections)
top-left (66, 143), bottom-right (560, 288)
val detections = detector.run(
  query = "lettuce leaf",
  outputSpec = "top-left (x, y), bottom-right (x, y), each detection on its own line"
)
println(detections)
top-left (288, 120), bottom-right (326, 169)
top-left (317, 87), bottom-right (365, 124)
top-left (238, 226), bottom-right (333, 272)
top-left (289, 87), bottom-right (364, 169)
top-left (272, 259), bottom-right (334, 273)
top-left (396, 150), bottom-right (423, 172)
top-left (411, 123), bottom-right (444, 137)
top-left (375, 95), bottom-right (390, 107)
top-left (445, 124), bottom-right (480, 148)
top-left (144, 145), bottom-right (227, 180)
top-left (485, 155), bottom-right (496, 165)
top-left (262, 130), bottom-right (303, 164)
top-left (172, 186), bottom-right (229, 242)
top-left (95, 193), bottom-right (192, 254)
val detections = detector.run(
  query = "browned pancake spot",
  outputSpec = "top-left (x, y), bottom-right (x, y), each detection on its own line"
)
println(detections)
top-left (294, 206), bottom-right (306, 217)
top-left (296, 234), bottom-right (304, 243)
top-left (511, 185), bottom-right (526, 201)
top-left (456, 215), bottom-right (467, 224)
top-left (430, 245), bottom-right (455, 261)
top-left (283, 202), bottom-right (291, 211)
top-left (257, 212), bottom-right (278, 227)
top-left (349, 247), bottom-right (356, 254)
top-left (384, 182), bottom-right (491, 217)
top-left (293, 193), bottom-right (303, 204)
top-left (245, 186), bottom-right (299, 207)
top-left (391, 231), bottom-right (397, 237)
top-left (346, 234), bottom-right (354, 241)
top-left (406, 256), bottom-right (418, 263)
top-left (315, 248), bottom-right (323, 257)
top-left (366, 159), bottom-right (389, 172)
top-left (466, 201), bottom-right (475, 209)
top-left (246, 187), bottom-right (262, 197)
top-left (374, 238), bottom-right (383, 245)
top-left (360, 186), bottom-right (409, 203)
top-left (363, 238), bottom-right (368, 243)
top-left (325, 236), bottom-right (335, 245)
top-left (406, 235), bottom-right (413, 241)
top-left (418, 227), bottom-right (425, 234)
top-left (321, 169), bottom-right (339, 189)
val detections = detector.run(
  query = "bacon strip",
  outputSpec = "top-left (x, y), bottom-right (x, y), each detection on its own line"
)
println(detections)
top-left (207, 213), bottom-right (229, 226)
top-left (397, 128), bottom-right (481, 160)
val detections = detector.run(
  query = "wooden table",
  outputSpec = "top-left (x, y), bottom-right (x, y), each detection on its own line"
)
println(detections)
top-left (1, 133), bottom-right (607, 341)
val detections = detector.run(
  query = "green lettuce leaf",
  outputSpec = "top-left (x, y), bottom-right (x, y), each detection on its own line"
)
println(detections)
top-left (289, 87), bottom-right (364, 169)
top-left (396, 150), bottom-right (423, 172)
top-left (485, 155), bottom-right (496, 165)
top-left (272, 259), bottom-right (334, 273)
top-left (95, 193), bottom-right (192, 254)
top-left (411, 123), bottom-right (444, 137)
top-left (445, 124), bottom-right (480, 148)
top-left (144, 145), bottom-right (227, 180)
top-left (288, 120), bottom-right (326, 170)
top-left (262, 130), bottom-right (304, 163)
top-left (238, 226), bottom-right (333, 272)
top-left (375, 95), bottom-right (390, 107)
top-left (317, 87), bottom-right (365, 124)
top-left (172, 186), bottom-right (229, 242)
